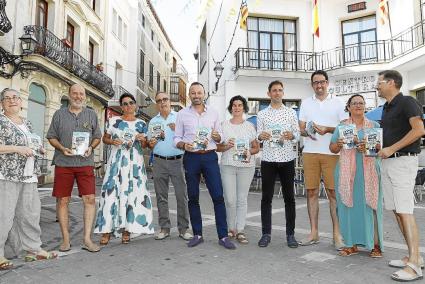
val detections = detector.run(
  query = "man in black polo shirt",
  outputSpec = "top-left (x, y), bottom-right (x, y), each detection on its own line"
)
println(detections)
top-left (377, 70), bottom-right (424, 282)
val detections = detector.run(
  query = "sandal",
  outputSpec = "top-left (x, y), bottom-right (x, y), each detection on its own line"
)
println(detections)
top-left (338, 246), bottom-right (359, 257)
top-left (100, 233), bottom-right (111, 245)
top-left (236, 232), bottom-right (249, 244)
top-left (391, 262), bottom-right (423, 282)
top-left (0, 257), bottom-right (13, 270)
top-left (228, 230), bottom-right (236, 239)
top-left (122, 231), bottom-right (130, 244)
top-left (24, 250), bottom-right (58, 262)
top-left (369, 245), bottom-right (383, 258)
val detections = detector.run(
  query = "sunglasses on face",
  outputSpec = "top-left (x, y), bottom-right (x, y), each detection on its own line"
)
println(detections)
top-left (2, 96), bottom-right (21, 102)
top-left (121, 101), bottom-right (136, 106)
top-left (156, 97), bottom-right (169, 104)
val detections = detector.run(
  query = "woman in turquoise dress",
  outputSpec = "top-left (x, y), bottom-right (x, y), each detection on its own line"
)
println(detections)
top-left (94, 93), bottom-right (154, 245)
top-left (329, 94), bottom-right (383, 257)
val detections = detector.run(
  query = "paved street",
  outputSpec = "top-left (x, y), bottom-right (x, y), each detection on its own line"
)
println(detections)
top-left (1, 178), bottom-right (425, 284)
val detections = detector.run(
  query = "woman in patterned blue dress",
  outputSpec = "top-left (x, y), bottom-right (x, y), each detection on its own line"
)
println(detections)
top-left (94, 93), bottom-right (154, 245)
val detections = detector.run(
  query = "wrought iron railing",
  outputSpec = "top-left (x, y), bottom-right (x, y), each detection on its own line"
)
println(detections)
top-left (23, 25), bottom-right (114, 97)
top-left (235, 20), bottom-right (425, 72)
top-left (112, 85), bottom-right (131, 101)
top-left (0, 0), bottom-right (12, 34)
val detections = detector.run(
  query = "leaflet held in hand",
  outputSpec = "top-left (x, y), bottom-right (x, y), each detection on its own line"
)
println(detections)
top-left (121, 127), bottom-right (136, 144)
top-left (306, 121), bottom-right (317, 139)
top-left (364, 128), bottom-right (383, 157)
top-left (233, 138), bottom-right (249, 161)
top-left (149, 123), bottom-right (164, 140)
top-left (27, 133), bottom-right (42, 156)
top-left (72, 132), bottom-right (90, 156)
top-left (339, 124), bottom-right (357, 149)
top-left (269, 124), bottom-right (283, 148)
top-left (193, 127), bottom-right (211, 151)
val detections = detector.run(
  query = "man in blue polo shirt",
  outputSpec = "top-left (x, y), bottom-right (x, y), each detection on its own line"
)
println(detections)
top-left (148, 92), bottom-right (192, 241)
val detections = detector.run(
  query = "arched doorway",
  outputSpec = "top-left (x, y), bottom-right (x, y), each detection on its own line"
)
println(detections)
top-left (28, 83), bottom-right (47, 139)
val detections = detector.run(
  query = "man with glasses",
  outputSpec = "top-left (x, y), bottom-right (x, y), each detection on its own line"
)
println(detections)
top-left (174, 82), bottom-right (236, 249)
top-left (147, 92), bottom-right (192, 241)
top-left (376, 70), bottom-right (424, 282)
top-left (298, 70), bottom-right (347, 249)
top-left (46, 84), bottom-right (102, 253)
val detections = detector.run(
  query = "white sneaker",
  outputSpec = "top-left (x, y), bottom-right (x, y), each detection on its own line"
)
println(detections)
top-left (155, 231), bottom-right (170, 240)
top-left (179, 231), bottom-right (193, 241)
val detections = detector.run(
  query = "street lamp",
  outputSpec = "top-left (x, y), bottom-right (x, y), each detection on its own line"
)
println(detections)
top-left (213, 62), bottom-right (224, 91)
top-left (19, 33), bottom-right (38, 55)
top-left (136, 96), bottom-right (152, 117)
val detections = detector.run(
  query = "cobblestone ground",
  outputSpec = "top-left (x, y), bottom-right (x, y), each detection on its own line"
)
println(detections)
top-left (1, 179), bottom-right (424, 284)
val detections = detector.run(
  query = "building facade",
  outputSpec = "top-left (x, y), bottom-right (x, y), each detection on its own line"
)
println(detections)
top-left (137, 0), bottom-right (188, 116)
top-left (0, 0), bottom-right (112, 183)
top-left (198, 0), bottom-right (425, 120)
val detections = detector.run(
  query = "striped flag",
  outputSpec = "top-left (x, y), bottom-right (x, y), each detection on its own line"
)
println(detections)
top-left (240, 1), bottom-right (248, 30)
top-left (312, 0), bottom-right (319, 37)
top-left (379, 0), bottom-right (389, 25)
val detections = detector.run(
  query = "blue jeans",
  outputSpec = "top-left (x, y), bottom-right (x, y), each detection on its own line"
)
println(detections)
top-left (183, 151), bottom-right (227, 239)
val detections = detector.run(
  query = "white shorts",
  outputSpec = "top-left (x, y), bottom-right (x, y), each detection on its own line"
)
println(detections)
top-left (381, 156), bottom-right (418, 214)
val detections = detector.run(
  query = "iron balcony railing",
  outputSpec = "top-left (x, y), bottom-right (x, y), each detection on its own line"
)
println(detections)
top-left (112, 85), bottom-right (131, 101)
top-left (235, 20), bottom-right (425, 72)
top-left (0, 0), bottom-right (12, 34)
top-left (23, 25), bottom-right (114, 97)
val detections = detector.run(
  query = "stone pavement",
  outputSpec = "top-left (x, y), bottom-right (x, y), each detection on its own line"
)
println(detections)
top-left (1, 179), bottom-right (425, 284)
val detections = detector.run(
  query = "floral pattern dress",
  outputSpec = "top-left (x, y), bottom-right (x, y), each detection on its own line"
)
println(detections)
top-left (94, 116), bottom-right (154, 236)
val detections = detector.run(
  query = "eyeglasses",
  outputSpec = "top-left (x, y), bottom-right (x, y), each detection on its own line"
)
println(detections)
top-left (121, 101), bottom-right (136, 106)
top-left (350, 102), bottom-right (365, 106)
top-left (2, 96), bottom-right (21, 102)
top-left (312, 80), bottom-right (328, 86)
top-left (156, 97), bottom-right (169, 104)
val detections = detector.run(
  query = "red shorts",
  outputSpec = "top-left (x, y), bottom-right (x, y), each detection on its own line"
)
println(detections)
top-left (53, 166), bottom-right (95, 198)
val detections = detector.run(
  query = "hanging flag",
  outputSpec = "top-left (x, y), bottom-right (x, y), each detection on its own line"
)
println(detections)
top-left (240, 1), bottom-right (248, 30)
top-left (312, 0), bottom-right (319, 37)
top-left (378, 0), bottom-right (389, 25)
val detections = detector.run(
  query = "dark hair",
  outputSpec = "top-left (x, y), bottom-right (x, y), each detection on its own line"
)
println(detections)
top-left (189, 82), bottom-right (205, 93)
top-left (227, 95), bottom-right (249, 114)
top-left (378, 70), bottom-right (403, 89)
top-left (119, 93), bottom-right (136, 106)
top-left (345, 94), bottom-right (365, 113)
top-left (268, 80), bottom-right (283, 92)
top-left (311, 70), bottom-right (329, 82)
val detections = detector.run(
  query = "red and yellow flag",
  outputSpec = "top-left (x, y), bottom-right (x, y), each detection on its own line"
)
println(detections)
top-left (379, 0), bottom-right (389, 25)
top-left (312, 0), bottom-right (319, 37)
top-left (240, 1), bottom-right (248, 30)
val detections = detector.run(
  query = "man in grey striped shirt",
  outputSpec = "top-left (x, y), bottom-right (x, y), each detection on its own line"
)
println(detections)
top-left (47, 84), bottom-right (101, 253)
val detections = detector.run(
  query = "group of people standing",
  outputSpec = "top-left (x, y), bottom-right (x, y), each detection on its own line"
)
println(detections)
top-left (0, 69), bottom-right (423, 282)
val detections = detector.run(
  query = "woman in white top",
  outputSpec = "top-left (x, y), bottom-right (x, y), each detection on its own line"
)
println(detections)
top-left (217, 96), bottom-right (259, 244)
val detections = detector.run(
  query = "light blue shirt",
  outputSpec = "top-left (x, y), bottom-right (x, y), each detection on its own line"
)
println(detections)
top-left (149, 111), bottom-right (184, 157)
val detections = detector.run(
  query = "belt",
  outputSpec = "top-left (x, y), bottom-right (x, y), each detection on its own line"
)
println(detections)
top-left (192, 149), bottom-right (215, 154)
top-left (388, 152), bottom-right (418, 158)
top-left (154, 154), bottom-right (182, 160)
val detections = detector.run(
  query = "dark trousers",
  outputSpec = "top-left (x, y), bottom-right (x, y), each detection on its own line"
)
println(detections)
top-left (183, 151), bottom-right (227, 239)
top-left (261, 160), bottom-right (296, 236)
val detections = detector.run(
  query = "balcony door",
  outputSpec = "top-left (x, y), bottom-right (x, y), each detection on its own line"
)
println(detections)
top-left (28, 83), bottom-right (46, 139)
top-left (342, 16), bottom-right (377, 64)
top-left (247, 17), bottom-right (296, 70)
top-left (36, 0), bottom-right (48, 28)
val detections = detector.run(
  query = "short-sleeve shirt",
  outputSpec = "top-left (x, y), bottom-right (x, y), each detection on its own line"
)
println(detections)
top-left (148, 111), bottom-right (183, 157)
top-left (257, 104), bottom-right (300, 162)
top-left (381, 93), bottom-right (423, 153)
top-left (220, 120), bottom-right (256, 167)
top-left (46, 107), bottom-right (102, 167)
top-left (299, 94), bottom-right (348, 155)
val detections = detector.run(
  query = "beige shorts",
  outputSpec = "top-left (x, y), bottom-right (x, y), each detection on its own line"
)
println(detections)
top-left (381, 156), bottom-right (417, 214)
top-left (303, 153), bottom-right (339, 190)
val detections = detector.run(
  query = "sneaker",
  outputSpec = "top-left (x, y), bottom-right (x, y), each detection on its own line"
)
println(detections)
top-left (155, 230), bottom-right (170, 240)
top-left (179, 231), bottom-right (193, 241)
top-left (258, 234), bottom-right (271, 248)
top-left (187, 235), bottom-right (204, 247)
top-left (219, 237), bottom-right (236, 250)
top-left (287, 234), bottom-right (298, 248)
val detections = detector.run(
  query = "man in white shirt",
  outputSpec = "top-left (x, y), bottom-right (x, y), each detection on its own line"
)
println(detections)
top-left (298, 70), bottom-right (347, 249)
top-left (257, 80), bottom-right (300, 248)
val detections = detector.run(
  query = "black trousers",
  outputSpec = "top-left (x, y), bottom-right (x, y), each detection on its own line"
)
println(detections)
top-left (261, 160), bottom-right (296, 235)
